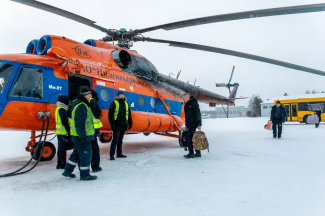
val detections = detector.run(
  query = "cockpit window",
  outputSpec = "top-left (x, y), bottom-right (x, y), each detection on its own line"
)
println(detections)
top-left (0, 62), bottom-right (14, 94)
top-left (10, 67), bottom-right (43, 99)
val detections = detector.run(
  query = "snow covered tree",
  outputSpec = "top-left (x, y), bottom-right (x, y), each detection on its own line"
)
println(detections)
top-left (305, 90), bottom-right (310, 94)
top-left (284, 93), bottom-right (288, 96)
top-left (312, 89), bottom-right (320, 94)
top-left (247, 95), bottom-right (263, 117)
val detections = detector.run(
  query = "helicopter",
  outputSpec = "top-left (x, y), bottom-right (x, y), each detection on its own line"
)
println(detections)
top-left (1, 0), bottom-right (325, 162)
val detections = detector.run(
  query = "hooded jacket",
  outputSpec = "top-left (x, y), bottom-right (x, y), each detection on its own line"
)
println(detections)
top-left (108, 98), bottom-right (132, 131)
top-left (184, 96), bottom-right (202, 128)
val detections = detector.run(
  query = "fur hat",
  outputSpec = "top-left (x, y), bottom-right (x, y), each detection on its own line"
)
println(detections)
top-left (78, 86), bottom-right (92, 96)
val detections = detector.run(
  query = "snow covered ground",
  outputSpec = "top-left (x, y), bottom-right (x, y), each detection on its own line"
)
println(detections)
top-left (1, 117), bottom-right (325, 216)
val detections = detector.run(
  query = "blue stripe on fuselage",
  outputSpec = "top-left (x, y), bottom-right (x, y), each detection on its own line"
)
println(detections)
top-left (95, 86), bottom-right (182, 116)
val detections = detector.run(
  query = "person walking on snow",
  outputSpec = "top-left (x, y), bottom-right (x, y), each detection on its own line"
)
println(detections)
top-left (270, 101), bottom-right (286, 139)
top-left (62, 86), bottom-right (97, 181)
top-left (108, 91), bottom-right (132, 160)
top-left (315, 107), bottom-right (322, 128)
top-left (182, 93), bottom-right (202, 159)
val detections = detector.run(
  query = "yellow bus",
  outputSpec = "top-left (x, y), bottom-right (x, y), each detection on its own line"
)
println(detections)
top-left (273, 94), bottom-right (325, 123)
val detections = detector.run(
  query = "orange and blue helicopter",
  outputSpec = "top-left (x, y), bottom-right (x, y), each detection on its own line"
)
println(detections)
top-left (1, 0), bottom-right (325, 161)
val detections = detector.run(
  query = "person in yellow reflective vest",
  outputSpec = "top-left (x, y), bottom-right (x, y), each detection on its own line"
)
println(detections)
top-left (108, 91), bottom-right (132, 160)
top-left (55, 95), bottom-right (73, 169)
top-left (62, 86), bottom-right (97, 181)
top-left (88, 89), bottom-right (103, 172)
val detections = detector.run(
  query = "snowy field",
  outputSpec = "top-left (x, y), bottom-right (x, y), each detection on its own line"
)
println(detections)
top-left (0, 117), bottom-right (325, 216)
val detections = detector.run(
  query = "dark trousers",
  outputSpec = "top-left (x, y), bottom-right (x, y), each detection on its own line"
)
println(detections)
top-left (187, 127), bottom-right (201, 155)
top-left (65, 140), bottom-right (92, 177)
top-left (272, 118), bottom-right (283, 137)
top-left (110, 130), bottom-right (125, 157)
top-left (91, 136), bottom-right (100, 170)
top-left (57, 150), bottom-right (66, 166)
top-left (315, 118), bottom-right (321, 128)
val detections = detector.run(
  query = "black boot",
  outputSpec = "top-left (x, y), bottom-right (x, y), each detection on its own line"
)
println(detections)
top-left (183, 154), bottom-right (195, 158)
top-left (80, 175), bottom-right (97, 181)
top-left (110, 156), bottom-right (115, 160)
top-left (61, 151), bottom-right (67, 169)
top-left (92, 167), bottom-right (102, 172)
top-left (62, 171), bottom-right (76, 178)
top-left (273, 135), bottom-right (276, 138)
top-left (278, 135), bottom-right (281, 139)
top-left (56, 150), bottom-right (62, 169)
top-left (194, 153), bottom-right (201, 157)
top-left (117, 154), bottom-right (127, 158)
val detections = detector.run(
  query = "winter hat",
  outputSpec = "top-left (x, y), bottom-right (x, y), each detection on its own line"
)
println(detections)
top-left (117, 91), bottom-right (125, 96)
top-left (276, 101), bottom-right (281, 104)
top-left (57, 95), bottom-right (69, 105)
top-left (78, 86), bottom-right (92, 96)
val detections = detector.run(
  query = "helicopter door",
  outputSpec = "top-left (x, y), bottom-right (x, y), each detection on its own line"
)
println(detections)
top-left (93, 78), bottom-right (115, 110)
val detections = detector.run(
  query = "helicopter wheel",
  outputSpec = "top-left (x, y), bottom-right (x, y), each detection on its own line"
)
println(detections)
top-left (30, 142), bottom-right (56, 162)
top-left (99, 133), bottom-right (112, 143)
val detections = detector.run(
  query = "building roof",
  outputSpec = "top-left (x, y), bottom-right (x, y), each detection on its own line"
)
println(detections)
top-left (261, 93), bottom-right (325, 105)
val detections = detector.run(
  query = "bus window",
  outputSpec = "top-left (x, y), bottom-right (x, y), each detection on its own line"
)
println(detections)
top-left (308, 102), bottom-right (324, 111)
top-left (292, 105), bottom-right (297, 117)
top-left (298, 102), bottom-right (309, 111)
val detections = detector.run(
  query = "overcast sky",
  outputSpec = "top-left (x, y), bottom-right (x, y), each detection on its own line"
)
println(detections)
top-left (1, 0), bottom-right (325, 110)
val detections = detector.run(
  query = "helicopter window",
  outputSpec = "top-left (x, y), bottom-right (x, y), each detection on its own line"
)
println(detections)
top-left (150, 98), bottom-right (156, 108)
top-left (165, 101), bottom-right (171, 110)
top-left (138, 96), bottom-right (145, 106)
top-left (10, 67), bottom-right (43, 99)
top-left (0, 62), bottom-right (15, 94)
top-left (100, 89), bottom-right (110, 101)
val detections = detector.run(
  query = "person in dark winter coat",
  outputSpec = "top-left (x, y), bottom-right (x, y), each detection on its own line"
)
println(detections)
top-left (182, 93), bottom-right (202, 158)
top-left (63, 86), bottom-right (97, 181)
top-left (315, 107), bottom-right (322, 128)
top-left (270, 101), bottom-right (286, 139)
top-left (88, 89), bottom-right (102, 172)
top-left (108, 91), bottom-right (132, 160)
top-left (55, 95), bottom-right (73, 169)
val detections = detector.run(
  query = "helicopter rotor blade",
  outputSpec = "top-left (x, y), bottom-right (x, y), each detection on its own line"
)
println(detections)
top-left (142, 37), bottom-right (325, 76)
top-left (137, 3), bottom-right (325, 33)
top-left (216, 83), bottom-right (227, 87)
top-left (229, 66), bottom-right (235, 84)
top-left (10, 0), bottom-right (111, 34)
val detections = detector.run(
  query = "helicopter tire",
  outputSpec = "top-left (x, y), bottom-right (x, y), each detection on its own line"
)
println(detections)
top-left (30, 142), bottom-right (56, 162)
top-left (99, 133), bottom-right (112, 143)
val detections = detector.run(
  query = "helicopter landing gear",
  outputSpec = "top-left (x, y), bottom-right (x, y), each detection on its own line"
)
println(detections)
top-left (30, 142), bottom-right (56, 161)
top-left (99, 133), bottom-right (113, 143)
top-left (25, 130), bottom-right (56, 161)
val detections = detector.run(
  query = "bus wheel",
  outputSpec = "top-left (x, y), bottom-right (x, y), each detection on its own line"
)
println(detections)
top-left (303, 115), bottom-right (309, 124)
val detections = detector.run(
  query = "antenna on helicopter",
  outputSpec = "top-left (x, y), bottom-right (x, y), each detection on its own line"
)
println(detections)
top-left (216, 66), bottom-right (236, 94)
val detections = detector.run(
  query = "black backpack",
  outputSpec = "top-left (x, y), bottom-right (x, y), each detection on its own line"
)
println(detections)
top-left (178, 128), bottom-right (188, 151)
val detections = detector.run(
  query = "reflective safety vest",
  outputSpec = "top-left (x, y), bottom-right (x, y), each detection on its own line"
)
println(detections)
top-left (90, 98), bottom-right (103, 129)
top-left (114, 100), bottom-right (129, 121)
top-left (70, 102), bottom-right (95, 137)
top-left (55, 106), bottom-right (68, 135)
